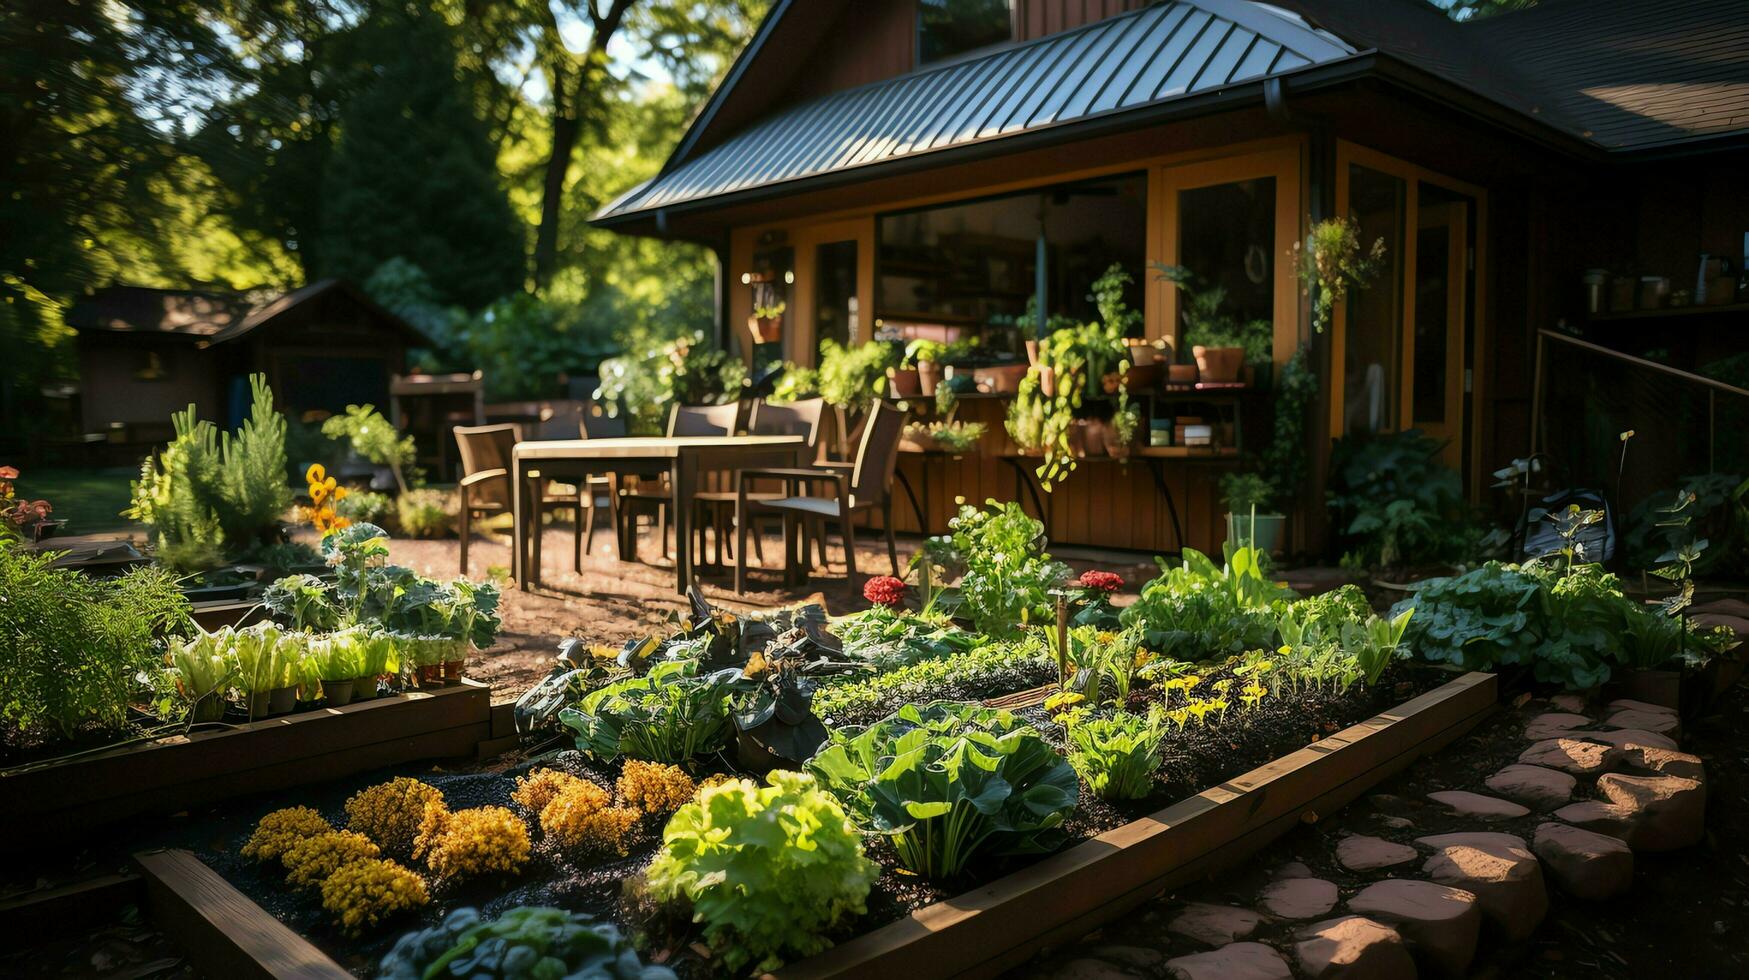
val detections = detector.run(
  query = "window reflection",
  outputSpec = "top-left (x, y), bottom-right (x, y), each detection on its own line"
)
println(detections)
top-left (1344, 165), bottom-right (1405, 435)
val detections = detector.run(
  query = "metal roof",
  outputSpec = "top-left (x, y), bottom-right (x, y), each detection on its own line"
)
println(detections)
top-left (595, 0), bottom-right (1355, 222)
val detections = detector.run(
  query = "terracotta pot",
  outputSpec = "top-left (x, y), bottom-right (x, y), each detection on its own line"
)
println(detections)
top-left (1025, 339), bottom-right (1041, 367)
top-left (917, 360), bottom-right (943, 397)
top-left (746, 315), bottom-right (782, 344)
top-left (351, 675), bottom-right (377, 701)
top-left (1038, 366), bottom-right (1057, 398)
top-left (1167, 363), bottom-right (1199, 384)
top-left (1105, 419), bottom-right (1133, 459)
top-left (442, 660), bottom-right (465, 686)
top-left (973, 364), bottom-right (1028, 394)
top-left (887, 367), bottom-right (921, 399)
top-left (1192, 345), bottom-right (1245, 383)
top-left (1077, 419), bottom-right (1106, 458)
top-left (1125, 341), bottom-right (1159, 366)
top-left (417, 663), bottom-right (443, 687)
top-left (324, 679), bottom-right (356, 708)
top-left (268, 686), bottom-right (298, 715)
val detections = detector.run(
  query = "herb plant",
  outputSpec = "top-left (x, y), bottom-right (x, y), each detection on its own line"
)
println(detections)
top-left (810, 636), bottom-right (1056, 726)
top-left (645, 771), bottom-right (877, 973)
top-left (817, 338), bottom-right (897, 411)
top-left (807, 702), bottom-right (1078, 880)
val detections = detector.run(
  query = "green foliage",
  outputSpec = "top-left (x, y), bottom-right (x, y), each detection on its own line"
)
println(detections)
top-left (1290, 217), bottom-right (1387, 333)
top-left (645, 771), bottom-right (876, 973)
top-left (321, 406), bottom-right (418, 494)
top-left (811, 637), bottom-right (1056, 727)
top-left (918, 500), bottom-right (1070, 638)
top-left (126, 374), bottom-right (293, 572)
top-left (380, 905), bottom-right (673, 980)
top-left (1065, 707), bottom-right (1170, 801)
top-left (807, 702), bottom-right (1078, 880)
top-left (1327, 429), bottom-right (1470, 569)
top-left (766, 364), bottom-right (820, 404)
top-left (817, 339), bottom-right (896, 410)
top-left (396, 489), bottom-right (455, 539)
top-left (1220, 472), bottom-right (1276, 514)
top-left (1623, 472), bottom-right (1747, 577)
top-left (595, 332), bottom-right (746, 434)
top-left (0, 545), bottom-right (191, 744)
top-left (835, 606), bottom-right (980, 671)
top-left (1389, 561), bottom-right (1542, 674)
top-left (1120, 546), bottom-right (1292, 657)
top-left (336, 490), bottom-right (394, 528)
top-left (1261, 347), bottom-right (1317, 502)
top-left (1153, 263), bottom-right (1271, 363)
top-left (559, 660), bottom-right (737, 762)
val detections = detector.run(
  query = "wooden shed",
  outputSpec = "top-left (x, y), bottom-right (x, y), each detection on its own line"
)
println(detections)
top-left (593, 0), bottom-right (1749, 554)
top-left (65, 279), bottom-right (430, 449)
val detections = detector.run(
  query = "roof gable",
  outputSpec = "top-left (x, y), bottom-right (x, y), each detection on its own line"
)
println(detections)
top-left (67, 279), bottom-right (431, 348)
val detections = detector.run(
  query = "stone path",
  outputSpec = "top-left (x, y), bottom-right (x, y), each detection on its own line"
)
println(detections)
top-left (1021, 691), bottom-right (1708, 979)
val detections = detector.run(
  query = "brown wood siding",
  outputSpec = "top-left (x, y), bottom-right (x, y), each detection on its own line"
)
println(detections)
top-left (1017, 0), bottom-right (1143, 41)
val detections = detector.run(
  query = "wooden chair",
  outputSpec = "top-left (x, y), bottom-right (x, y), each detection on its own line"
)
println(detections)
top-left (619, 403), bottom-right (739, 562)
top-left (694, 398), bottom-right (827, 567)
top-left (454, 423), bottom-right (582, 577)
top-left (733, 400), bottom-right (906, 593)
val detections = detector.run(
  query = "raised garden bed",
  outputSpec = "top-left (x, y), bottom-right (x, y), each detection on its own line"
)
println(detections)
top-left (0, 680), bottom-right (496, 848)
top-left (99, 671), bottom-right (1493, 978)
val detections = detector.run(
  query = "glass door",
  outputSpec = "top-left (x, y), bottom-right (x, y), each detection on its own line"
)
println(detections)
top-left (814, 240), bottom-right (859, 362)
top-left (1413, 187), bottom-right (1472, 470)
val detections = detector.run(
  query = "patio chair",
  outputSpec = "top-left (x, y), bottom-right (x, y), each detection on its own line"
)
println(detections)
top-left (733, 399), bottom-right (905, 593)
top-left (619, 403), bottom-right (740, 562)
top-left (693, 397), bottom-right (828, 567)
top-left (550, 404), bottom-right (623, 559)
top-left (453, 423), bottom-right (583, 577)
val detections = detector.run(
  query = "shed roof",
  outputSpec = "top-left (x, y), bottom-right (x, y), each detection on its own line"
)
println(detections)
top-left (66, 279), bottom-right (431, 347)
top-left (596, 0), bottom-right (1355, 223)
top-left (594, 0), bottom-right (1749, 228)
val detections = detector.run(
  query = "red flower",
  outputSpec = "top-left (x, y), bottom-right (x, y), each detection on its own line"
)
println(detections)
top-left (863, 575), bottom-right (907, 610)
top-left (0, 466), bottom-right (18, 480)
top-left (1078, 570), bottom-right (1124, 594)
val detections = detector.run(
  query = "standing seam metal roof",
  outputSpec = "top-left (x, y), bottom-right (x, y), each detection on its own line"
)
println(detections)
top-left (596, 0), bottom-right (1353, 221)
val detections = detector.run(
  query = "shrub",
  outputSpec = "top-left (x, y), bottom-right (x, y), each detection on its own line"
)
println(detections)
top-left (336, 489), bottom-right (394, 527)
top-left (538, 785), bottom-right (641, 856)
top-left (346, 778), bottom-right (446, 855)
top-left (413, 805), bottom-right (531, 880)
top-left (1327, 428), bottom-right (1470, 569)
top-left (283, 830), bottom-right (382, 889)
top-left (617, 761), bottom-right (696, 815)
top-left (1066, 709), bottom-right (1170, 801)
top-left (241, 806), bottom-right (333, 862)
top-left (645, 770), bottom-right (878, 972)
top-left (0, 548), bottom-right (191, 744)
top-left (510, 769), bottom-right (592, 815)
top-left (807, 702), bottom-right (1078, 879)
top-left (380, 906), bottom-right (675, 980)
top-left (817, 338), bottom-right (895, 411)
top-left (320, 858), bottom-right (429, 935)
top-left (559, 660), bottom-right (737, 762)
top-left (396, 488), bottom-right (455, 539)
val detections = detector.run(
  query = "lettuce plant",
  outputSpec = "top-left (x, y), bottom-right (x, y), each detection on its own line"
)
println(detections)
top-left (559, 660), bottom-right (738, 762)
top-left (807, 702), bottom-right (1078, 880)
top-left (645, 771), bottom-right (877, 973)
top-left (1065, 707), bottom-right (1169, 801)
top-left (1120, 545), bottom-right (1289, 656)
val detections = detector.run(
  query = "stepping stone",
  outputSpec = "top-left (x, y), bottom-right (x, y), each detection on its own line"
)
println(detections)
top-left (1523, 711), bottom-right (1591, 740)
top-left (1094, 946), bottom-right (1167, 970)
top-left (1056, 958), bottom-right (1144, 980)
top-left (1485, 764), bottom-right (1576, 810)
top-left (1597, 772), bottom-right (1706, 852)
top-left (1620, 745), bottom-right (1705, 782)
top-left (1373, 813), bottom-right (1415, 830)
top-left (1532, 822), bottom-right (1633, 900)
top-left (1167, 903), bottom-right (1268, 947)
top-left (1551, 800), bottom-right (1636, 840)
top-left (1572, 728), bottom-right (1679, 752)
top-left (1257, 877), bottom-right (1339, 919)
top-left (1348, 879), bottom-right (1481, 978)
top-left (1607, 698), bottom-right (1680, 717)
top-left (1518, 738), bottom-right (1622, 776)
top-left (1336, 835), bottom-right (1418, 873)
top-left (1426, 790), bottom-right (1530, 821)
top-left (1293, 916), bottom-right (1415, 980)
top-left (1415, 832), bottom-right (1547, 941)
top-left (1604, 709), bottom-right (1680, 737)
top-left (1273, 860), bottom-right (1314, 879)
top-left (1548, 693), bottom-right (1588, 713)
top-left (1165, 942), bottom-right (1292, 980)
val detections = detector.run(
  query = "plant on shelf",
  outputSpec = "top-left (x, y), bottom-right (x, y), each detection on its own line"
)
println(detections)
top-left (320, 405), bottom-right (420, 495)
top-left (644, 770), bottom-right (877, 973)
top-left (903, 419), bottom-right (986, 454)
top-left (807, 701), bottom-right (1078, 880)
top-left (749, 300), bottom-right (786, 343)
top-left (126, 373), bottom-right (295, 573)
top-left (380, 907), bottom-right (675, 980)
top-left (817, 338), bottom-right (897, 412)
top-left (766, 363), bottom-right (820, 404)
top-left (1152, 264), bottom-right (1271, 375)
top-left (1291, 216), bottom-right (1387, 333)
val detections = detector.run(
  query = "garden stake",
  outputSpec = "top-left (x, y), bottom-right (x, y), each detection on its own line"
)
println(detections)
top-left (1055, 595), bottom-right (1069, 686)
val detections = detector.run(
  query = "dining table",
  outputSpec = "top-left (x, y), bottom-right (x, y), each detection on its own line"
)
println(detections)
top-left (510, 434), bottom-right (806, 594)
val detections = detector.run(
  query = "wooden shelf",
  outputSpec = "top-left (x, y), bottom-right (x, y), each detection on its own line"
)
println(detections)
top-left (1586, 301), bottom-right (1749, 322)
top-left (1135, 446), bottom-right (1240, 459)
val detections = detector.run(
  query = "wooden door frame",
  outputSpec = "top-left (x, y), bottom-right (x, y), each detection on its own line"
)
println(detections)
top-left (1328, 140), bottom-right (1489, 496)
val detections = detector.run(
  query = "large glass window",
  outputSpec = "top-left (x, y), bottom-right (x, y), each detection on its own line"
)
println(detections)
top-left (918, 0), bottom-right (1013, 65)
top-left (876, 173), bottom-right (1146, 352)
top-left (1172, 177), bottom-right (1277, 364)
top-left (1343, 164), bottom-right (1406, 435)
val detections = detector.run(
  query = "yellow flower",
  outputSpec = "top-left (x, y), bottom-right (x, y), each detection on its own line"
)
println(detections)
top-left (306, 463), bottom-right (326, 484)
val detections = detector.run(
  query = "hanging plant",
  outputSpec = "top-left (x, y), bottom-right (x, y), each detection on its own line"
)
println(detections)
top-left (1291, 217), bottom-right (1387, 333)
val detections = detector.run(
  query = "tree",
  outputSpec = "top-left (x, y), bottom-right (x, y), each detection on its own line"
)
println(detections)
top-left (318, 6), bottom-right (525, 308)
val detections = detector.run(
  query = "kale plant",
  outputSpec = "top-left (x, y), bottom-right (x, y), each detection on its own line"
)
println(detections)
top-left (379, 906), bottom-right (672, 979)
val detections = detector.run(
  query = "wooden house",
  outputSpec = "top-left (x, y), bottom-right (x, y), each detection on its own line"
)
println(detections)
top-left (591, 0), bottom-right (1749, 554)
top-left (65, 279), bottom-right (429, 453)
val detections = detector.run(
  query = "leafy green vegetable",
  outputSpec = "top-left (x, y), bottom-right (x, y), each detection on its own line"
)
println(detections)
top-left (645, 770), bottom-right (877, 973)
top-left (559, 660), bottom-right (738, 762)
top-left (834, 606), bottom-right (979, 670)
top-left (1390, 561), bottom-right (1542, 674)
top-left (379, 905), bottom-right (673, 979)
top-left (807, 702), bottom-right (1078, 880)
top-left (918, 500), bottom-right (1069, 638)
top-left (810, 636), bottom-right (1055, 727)
top-left (1120, 545), bottom-right (1290, 657)
top-left (1065, 707), bottom-right (1169, 801)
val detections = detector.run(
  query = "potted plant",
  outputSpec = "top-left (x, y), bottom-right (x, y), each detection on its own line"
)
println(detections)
top-left (231, 624), bottom-right (297, 718)
top-left (747, 301), bottom-right (785, 344)
top-left (163, 630), bottom-right (237, 724)
top-left (354, 630), bottom-right (399, 700)
top-left (307, 632), bottom-right (365, 707)
top-left (905, 339), bottom-right (949, 397)
top-left (1291, 217), bottom-right (1387, 333)
top-left (1221, 472), bottom-right (1286, 554)
top-left (1153, 264), bottom-right (1271, 384)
